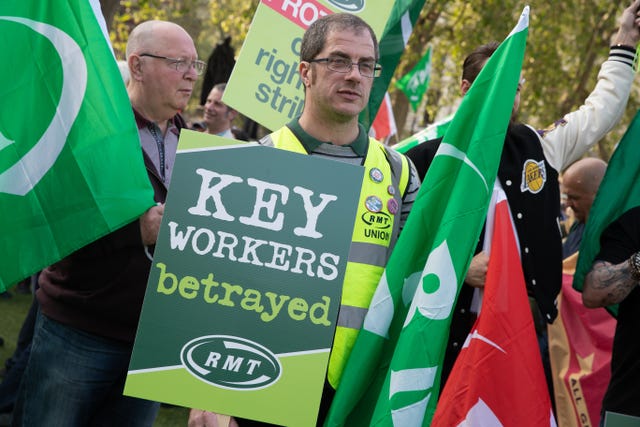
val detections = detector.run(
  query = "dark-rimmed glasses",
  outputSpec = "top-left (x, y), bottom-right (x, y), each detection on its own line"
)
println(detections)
top-left (308, 57), bottom-right (382, 78)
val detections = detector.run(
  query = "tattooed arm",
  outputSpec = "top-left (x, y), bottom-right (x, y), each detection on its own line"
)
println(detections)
top-left (583, 258), bottom-right (638, 308)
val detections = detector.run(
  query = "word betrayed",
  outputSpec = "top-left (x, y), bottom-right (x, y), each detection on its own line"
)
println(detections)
top-left (156, 262), bottom-right (333, 326)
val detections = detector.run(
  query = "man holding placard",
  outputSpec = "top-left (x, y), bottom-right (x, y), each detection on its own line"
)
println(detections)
top-left (188, 12), bottom-right (421, 427)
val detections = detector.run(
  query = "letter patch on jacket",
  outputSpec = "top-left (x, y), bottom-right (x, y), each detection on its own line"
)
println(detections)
top-left (520, 159), bottom-right (546, 194)
top-left (538, 118), bottom-right (568, 137)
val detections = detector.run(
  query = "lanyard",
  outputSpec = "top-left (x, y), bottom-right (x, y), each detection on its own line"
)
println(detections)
top-left (148, 123), bottom-right (165, 181)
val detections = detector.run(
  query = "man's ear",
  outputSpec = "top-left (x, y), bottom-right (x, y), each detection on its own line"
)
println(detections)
top-left (299, 61), bottom-right (311, 87)
top-left (460, 79), bottom-right (472, 96)
top-left (128, 55), bottom-right (143, 81)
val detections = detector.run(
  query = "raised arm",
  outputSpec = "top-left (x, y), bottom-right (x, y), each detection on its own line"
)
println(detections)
top-left (540, 0), bottom-right (640, 170)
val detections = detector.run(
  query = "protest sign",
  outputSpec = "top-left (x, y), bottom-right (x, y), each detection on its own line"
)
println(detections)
top-left (125, 130), bottom-right (362, 426)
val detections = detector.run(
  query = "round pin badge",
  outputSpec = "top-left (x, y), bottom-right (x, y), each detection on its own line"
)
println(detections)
top-left (387, 198), bottom-right (399, 215)
top-left (369, 168), bottom-right (384, 183)
top-left (387, 185), bottom-right (396, 196)
top-left (365, 196), bottom-right (383, 212)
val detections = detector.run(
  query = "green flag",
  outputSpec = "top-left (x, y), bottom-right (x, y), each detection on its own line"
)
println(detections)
top-left (325, 7), bottom-right (529, 426)
top-left (395, 46), bottom-right (432, 111)
top-left (0, 1), bottom-right (155, 291)
top-left (573, 110), bottom-right (640, 317)
top-left (359, 0), bottom-right (427, 130)
top-left (394, 114), bottom-right (453, 154)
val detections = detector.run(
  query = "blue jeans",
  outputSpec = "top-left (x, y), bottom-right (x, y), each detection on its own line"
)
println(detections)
top-left (11, 311), bottom-right (159, 427)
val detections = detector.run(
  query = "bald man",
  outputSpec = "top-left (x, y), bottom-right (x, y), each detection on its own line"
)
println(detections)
top-left (12, 21), bottom-right (203, 426)
top-left (561, 157), bottom-right (607, 257)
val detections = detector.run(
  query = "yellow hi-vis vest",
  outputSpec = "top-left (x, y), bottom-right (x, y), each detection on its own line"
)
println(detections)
top-left (262, 126), bottom-right (410, 388)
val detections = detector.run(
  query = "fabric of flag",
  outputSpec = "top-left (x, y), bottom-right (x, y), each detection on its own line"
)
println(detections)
top-left (393, 114), bottom-right (453, 154)
top-left (0, 0), bottom-right (155, 291)
top-left (359, 0), bottom-right (427, 130)
top-left (431, 184), bottom-right (556, 427)
top-left (324, 8), bottom-right (529, 427)
top-left (395, 46), bottom-right (432, 111)
top-left (549, 253), bottom-right (615, 427)
top-left (371, 92), bottom-right (397, 143)
top-left (573, 110), bottom-right (640, 317)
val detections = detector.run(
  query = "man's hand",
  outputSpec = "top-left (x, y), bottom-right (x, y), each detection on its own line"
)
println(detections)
top-left (465, 252), bottom-right (489, 288)
top-left (140, 203), bottom-right (164, 246)
top-left (188, 409), bottom-right (238, 427)
top-left (614, 0), bottom-right (640, 46)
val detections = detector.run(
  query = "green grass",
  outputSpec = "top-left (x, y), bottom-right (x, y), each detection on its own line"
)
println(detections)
top-left (0, 291), bottom-right (31, 371)
top-left (0, 290), bottom-right (190, 426)
top-left (155, 405), bottom-right (190, 426)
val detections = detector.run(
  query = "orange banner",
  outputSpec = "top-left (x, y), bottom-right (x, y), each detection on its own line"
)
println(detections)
top-left (548, 253), bottom-right (616, 427)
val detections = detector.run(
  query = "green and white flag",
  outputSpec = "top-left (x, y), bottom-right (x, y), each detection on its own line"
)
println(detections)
top-left (394, 114), bottom-right (453, 154)
top-left (359, 0), bottom-right (427, 130)
top-left (0, 0), bottom-right (155, 291)
top-left (573, 109), bottom-right (640, 317)
top-left (395, 46), bottom-right (432, 112)
top-left (325, 7), bottom-right (529, 426)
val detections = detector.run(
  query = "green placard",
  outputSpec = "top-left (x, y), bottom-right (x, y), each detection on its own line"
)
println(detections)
top-left (224, 0), bottom-right (394, 131)
top-left (125, 131), bottom-right (363, 426)
top-left (604, 412), bottom-right (640, 427)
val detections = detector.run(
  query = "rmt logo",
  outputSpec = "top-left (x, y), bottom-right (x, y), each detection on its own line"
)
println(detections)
top-left (326, 0), bottom-right (365, 12)
top-left (181, 335), bottom-right (282, 390)
top-left (362, 211), bottom-right (391, 230)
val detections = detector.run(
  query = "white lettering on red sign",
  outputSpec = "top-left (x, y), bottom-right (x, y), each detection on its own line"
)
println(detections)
top-left (261, 0), bottom-right (332, 30)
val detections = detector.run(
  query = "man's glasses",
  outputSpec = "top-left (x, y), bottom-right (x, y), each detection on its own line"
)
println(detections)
top-left (308, 57), bottom-right (382, 78)
top-left (139, 53), bottom-right (206, 75)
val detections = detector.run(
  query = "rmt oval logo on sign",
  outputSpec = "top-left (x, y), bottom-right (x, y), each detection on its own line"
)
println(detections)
top-left (327, 0), bottom-right (365, 12)
top-left (181, 335), bottom-right (282, 390)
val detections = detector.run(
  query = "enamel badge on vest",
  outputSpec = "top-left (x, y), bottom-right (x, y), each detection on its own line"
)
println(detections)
top-left (369, 167), bottom-right (383, 183)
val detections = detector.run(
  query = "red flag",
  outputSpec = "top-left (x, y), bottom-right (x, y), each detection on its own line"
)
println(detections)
top-left (548, 253), bottom-right (615, 427)
top-left (370, 92), bottom-right (397, 143)
top-left (432, 185), bottom-right (556, 427)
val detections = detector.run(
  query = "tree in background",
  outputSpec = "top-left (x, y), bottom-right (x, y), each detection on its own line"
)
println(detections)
top-left (395, 0), bottom-right (635, 158)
